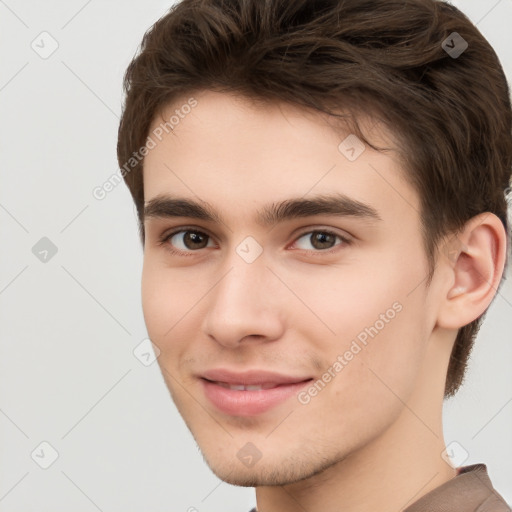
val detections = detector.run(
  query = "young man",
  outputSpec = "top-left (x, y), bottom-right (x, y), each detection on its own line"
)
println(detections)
top-left (117, 0), bottom-right (511, 510)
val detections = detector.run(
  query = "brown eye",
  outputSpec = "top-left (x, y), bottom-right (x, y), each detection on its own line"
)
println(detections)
top-left (310, 232), bottom-right (337, 249)
top-left (168, 230), bottom-right (213, 251)
top-left (293, 230), bottom-right (346, 251)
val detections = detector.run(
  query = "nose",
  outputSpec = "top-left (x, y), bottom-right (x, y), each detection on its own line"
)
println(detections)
top-left (201, 256), bottom-right (285, 349)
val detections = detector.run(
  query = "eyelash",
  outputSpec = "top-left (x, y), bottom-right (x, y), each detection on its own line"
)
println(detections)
top-left (157, 226), bottom-right (352, 257)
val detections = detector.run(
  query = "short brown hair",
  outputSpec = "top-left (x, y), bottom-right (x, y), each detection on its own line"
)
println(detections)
top-left (117, 0), bottom-right (512, 397)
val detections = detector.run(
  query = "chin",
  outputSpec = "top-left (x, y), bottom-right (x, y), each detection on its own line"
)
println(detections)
top-left (198, 445), bottom-right (346, 488)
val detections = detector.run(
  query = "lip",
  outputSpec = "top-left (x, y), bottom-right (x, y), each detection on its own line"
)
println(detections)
top-left (200, 368), bottom-right (313, 416)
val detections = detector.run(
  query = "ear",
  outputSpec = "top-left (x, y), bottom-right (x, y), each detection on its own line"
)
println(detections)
top-left (436, 213), bottom-right (507, 330)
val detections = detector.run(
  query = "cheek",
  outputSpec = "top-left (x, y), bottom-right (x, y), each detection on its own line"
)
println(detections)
top-left (281, 255), bottom-right (417, 339)
top-left (141, 262), bottom-right (170, 339)
top-left (287, 252), bottom-right (430, 399)
top-left (293, 285), bottom-right (429, 446)
top-left (141, 260), bottom-right (199, 354)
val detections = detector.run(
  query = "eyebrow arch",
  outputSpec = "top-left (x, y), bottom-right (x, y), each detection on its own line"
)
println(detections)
top-left (143, 193), bottom-right (382, 227)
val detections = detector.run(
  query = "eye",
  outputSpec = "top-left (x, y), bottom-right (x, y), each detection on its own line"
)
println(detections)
top-left (292, 230), bottom-right (349, 251)
top-left (164, 229), bottom-right (216, 252)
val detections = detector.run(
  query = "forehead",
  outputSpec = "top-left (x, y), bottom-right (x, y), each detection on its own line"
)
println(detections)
top-left (142, 90), bottom-right (418, 223)
top-left (147, 90), bottom-right (392, 154)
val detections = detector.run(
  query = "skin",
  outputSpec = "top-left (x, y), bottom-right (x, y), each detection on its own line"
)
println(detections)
top-left (141, 90), bottom-right (506, 512)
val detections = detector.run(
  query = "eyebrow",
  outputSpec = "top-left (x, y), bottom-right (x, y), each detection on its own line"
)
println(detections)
top-left (143, 193), bottom-right (382, 227)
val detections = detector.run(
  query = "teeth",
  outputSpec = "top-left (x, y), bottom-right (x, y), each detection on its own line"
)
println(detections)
top-left (229, 384), bottom-right (247, 391)
top-left (215, 381), bottom-right (265, 391)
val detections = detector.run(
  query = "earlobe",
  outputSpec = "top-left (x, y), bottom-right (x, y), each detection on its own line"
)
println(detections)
top-left (436, 213), bottom-right (507, 330)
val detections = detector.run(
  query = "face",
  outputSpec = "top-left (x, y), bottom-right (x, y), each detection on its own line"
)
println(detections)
top-left (141, 90), bottom-right (440, 486)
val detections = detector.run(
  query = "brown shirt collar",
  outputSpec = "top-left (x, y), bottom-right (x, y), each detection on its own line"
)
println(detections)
top-left (404, 464), bottom-right (510, 512)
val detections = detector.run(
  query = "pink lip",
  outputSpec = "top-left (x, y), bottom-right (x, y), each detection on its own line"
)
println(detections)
top-left (199, 368), bottom-right (313, 416)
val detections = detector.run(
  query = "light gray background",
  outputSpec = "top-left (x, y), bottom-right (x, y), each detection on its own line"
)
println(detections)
top-left (0, 1), bottom-right (511, 511)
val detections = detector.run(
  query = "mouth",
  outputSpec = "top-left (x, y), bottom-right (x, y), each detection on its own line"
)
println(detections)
top-left (205, 380), bottom-right (296, 391)
top-left (199, 369), bottom-right (314, 416)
